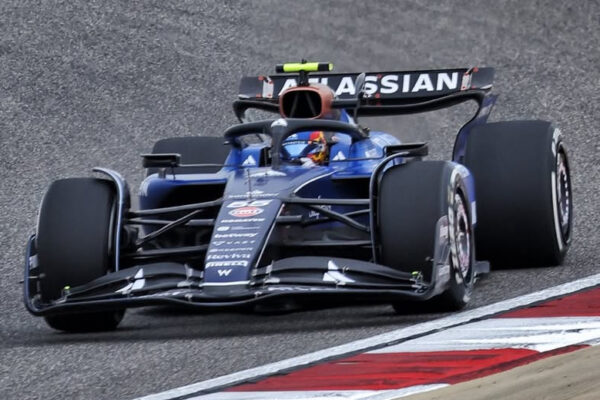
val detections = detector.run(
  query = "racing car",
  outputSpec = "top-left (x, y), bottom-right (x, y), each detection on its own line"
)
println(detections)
top-left (24, 62), bottom-right (572, 332)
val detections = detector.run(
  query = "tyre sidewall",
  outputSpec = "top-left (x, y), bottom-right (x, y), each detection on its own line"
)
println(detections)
top-left (444, 168), bottom-right (475, 307)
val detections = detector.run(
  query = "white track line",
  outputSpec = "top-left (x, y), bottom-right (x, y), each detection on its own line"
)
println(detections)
top-left (135, 273), bottom-right (600, 400)
top-left (195, 385), bottom-right (449, 400)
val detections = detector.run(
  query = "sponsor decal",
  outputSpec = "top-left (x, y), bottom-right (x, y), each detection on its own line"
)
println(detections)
top-left (461, 72), bottom-right (472, 90)
top-left (261, 75), bottom-right (273, 98)
top-left (371, 135), bottom-right (397, 147)
top-left (308, 205), bottom-right (332, 219)
top-left (211, 240), bottom-right (256, 246)
top-left (277, 72), bottom-right (460, 97)
top-left (242, 155), bottom-right (257, 166)
top-left (250, 170), bottom-right (286, 178)
top-left (228, 190), bottom-right (278, 199)
top-left (216, 226), bottom-right (230, 232)
top-left (271, 118), bottom-right (288, 127)
top-left (209, 247), bottom-right (254, 253)
top-left (365, 148), bottom-right (379, 158)
top-left (228, 200), bottom-right (272, 208)
top-left (206, 260), bottom-right (249, 268)
top-left (217, 269), bottom-right (232, 277)
top-left (332, 151), bottom-right (346, 161)
top-left (231, 225), bottom-right (260, 231)
top-left (221, 218), bottom-right (265, 223)
top-left (206, 253), bottom-right (252, 260)
top-left (213, 232), bottom-right (258, 238)
top-left (229, 206), bottom-right (263, 218)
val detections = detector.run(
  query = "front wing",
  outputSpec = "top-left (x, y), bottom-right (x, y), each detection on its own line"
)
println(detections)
top-left (23, 236), bottom-right (450, 316)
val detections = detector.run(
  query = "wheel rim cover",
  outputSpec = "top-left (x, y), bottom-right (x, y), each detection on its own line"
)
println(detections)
top-left (556, 151), bottom-right (570, 238)
top-left (454, 193), bottom-right (471, 278)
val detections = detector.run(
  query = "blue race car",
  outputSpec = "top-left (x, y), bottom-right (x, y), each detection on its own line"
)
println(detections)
top-left (24, 62), bottom-right (572, 332)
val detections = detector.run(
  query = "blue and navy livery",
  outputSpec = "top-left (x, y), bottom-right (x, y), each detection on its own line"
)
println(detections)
top-left (24, 66), bottom-right (495, 315)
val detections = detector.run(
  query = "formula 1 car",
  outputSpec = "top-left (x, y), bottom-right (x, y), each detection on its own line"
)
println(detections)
top-left (24, 62), bottom-right (572, 332)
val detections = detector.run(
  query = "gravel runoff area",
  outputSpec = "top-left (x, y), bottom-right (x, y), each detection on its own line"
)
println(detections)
top-left (1, 1), bottom-right (599, 399)
top-left (404, 345), bottom-right (600, 400)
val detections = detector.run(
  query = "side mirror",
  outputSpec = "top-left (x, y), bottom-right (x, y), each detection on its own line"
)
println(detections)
top-left (141, 153), bottom-right (181, 169)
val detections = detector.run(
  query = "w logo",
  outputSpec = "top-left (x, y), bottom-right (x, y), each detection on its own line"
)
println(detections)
top-left (217, 269), bottom-right (232, 277)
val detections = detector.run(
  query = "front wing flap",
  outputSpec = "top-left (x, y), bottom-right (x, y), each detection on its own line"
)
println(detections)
top-left (24, 237), bottom-right (445, 316)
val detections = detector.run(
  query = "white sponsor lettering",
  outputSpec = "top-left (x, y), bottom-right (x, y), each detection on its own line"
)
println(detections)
top-left (308, 77), bottom-right (328, 85)
top-left (363, 75), bottom-right (378, 96)
top-left (227, 200), bottom-right (272, 208)
top-left (231, 225), bottom-right (260, 231)
top-left (206, 260), bottom-right (249, 268)
top-left (211, 240), bottom-right (256, 246)
top-left (437, 72), bottom-right (458, 91)
top-left (228, 190), bottom-right (278, 199)
top-left (280, 78), bottom-right (331, 95)
top-left (412, 74), bottom-right (434, 92)
top-left (402, 74), bottom-right (410, 92)
top-left (214, 232), bottom-right (258, 238)
top-left (223, 240), bottom-right (255, 245)
top-left (216, 226), bottom-right (230, 232)
top-left (209, 247), bottom-right (253, 253)
top-left (334, 76), bottom-right (355, 96)
top-left (278, 72), bottom-right (462, 97)
top-left (380, 75), bottom-right (399, 94)
top-left (217, 269), bottom-right (232, 277)
top-left (220, 218), bottom-right (265, 223)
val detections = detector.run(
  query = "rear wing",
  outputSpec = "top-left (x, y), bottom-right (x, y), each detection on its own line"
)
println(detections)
top-left (235, 65), bottom-right (498, 164)
top-left (239, 67), bottom-right (494, 103)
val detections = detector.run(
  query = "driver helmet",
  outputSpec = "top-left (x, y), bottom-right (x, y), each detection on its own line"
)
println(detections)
top-left (281, 131), bottom-right (329, 165)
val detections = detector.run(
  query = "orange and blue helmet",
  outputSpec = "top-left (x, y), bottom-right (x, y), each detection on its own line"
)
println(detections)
top-left (282, 131), bottom-right (329, 164)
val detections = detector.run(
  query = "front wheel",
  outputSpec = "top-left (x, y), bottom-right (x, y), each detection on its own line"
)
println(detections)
top-left (36, 178), bottom-right (124, 332)
top-left (378, 161), bottom-right (475, 312)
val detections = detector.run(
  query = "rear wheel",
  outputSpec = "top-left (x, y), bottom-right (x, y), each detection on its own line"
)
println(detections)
top-left (463, 121), bottom-right (572, 267)
top-left (37, 178), bottom-right (124, 332)
top-left (378, 161), bottom-right (475, 312)
top-left (147, 136), bottom-right (230, 175)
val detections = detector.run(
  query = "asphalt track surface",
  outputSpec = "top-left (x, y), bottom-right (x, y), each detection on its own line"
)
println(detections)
top-left (0, 1), bottom-right (598, 399)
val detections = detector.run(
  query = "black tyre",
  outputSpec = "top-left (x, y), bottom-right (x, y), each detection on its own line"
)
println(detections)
top-left (378, 161), bottom-right (475, 311)
top-left (147, 136), bottom-right (231, 175)
top-left (463, 121), bottom-right (572, 267)
top-left (37, 178), bottom-right (124, 332)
